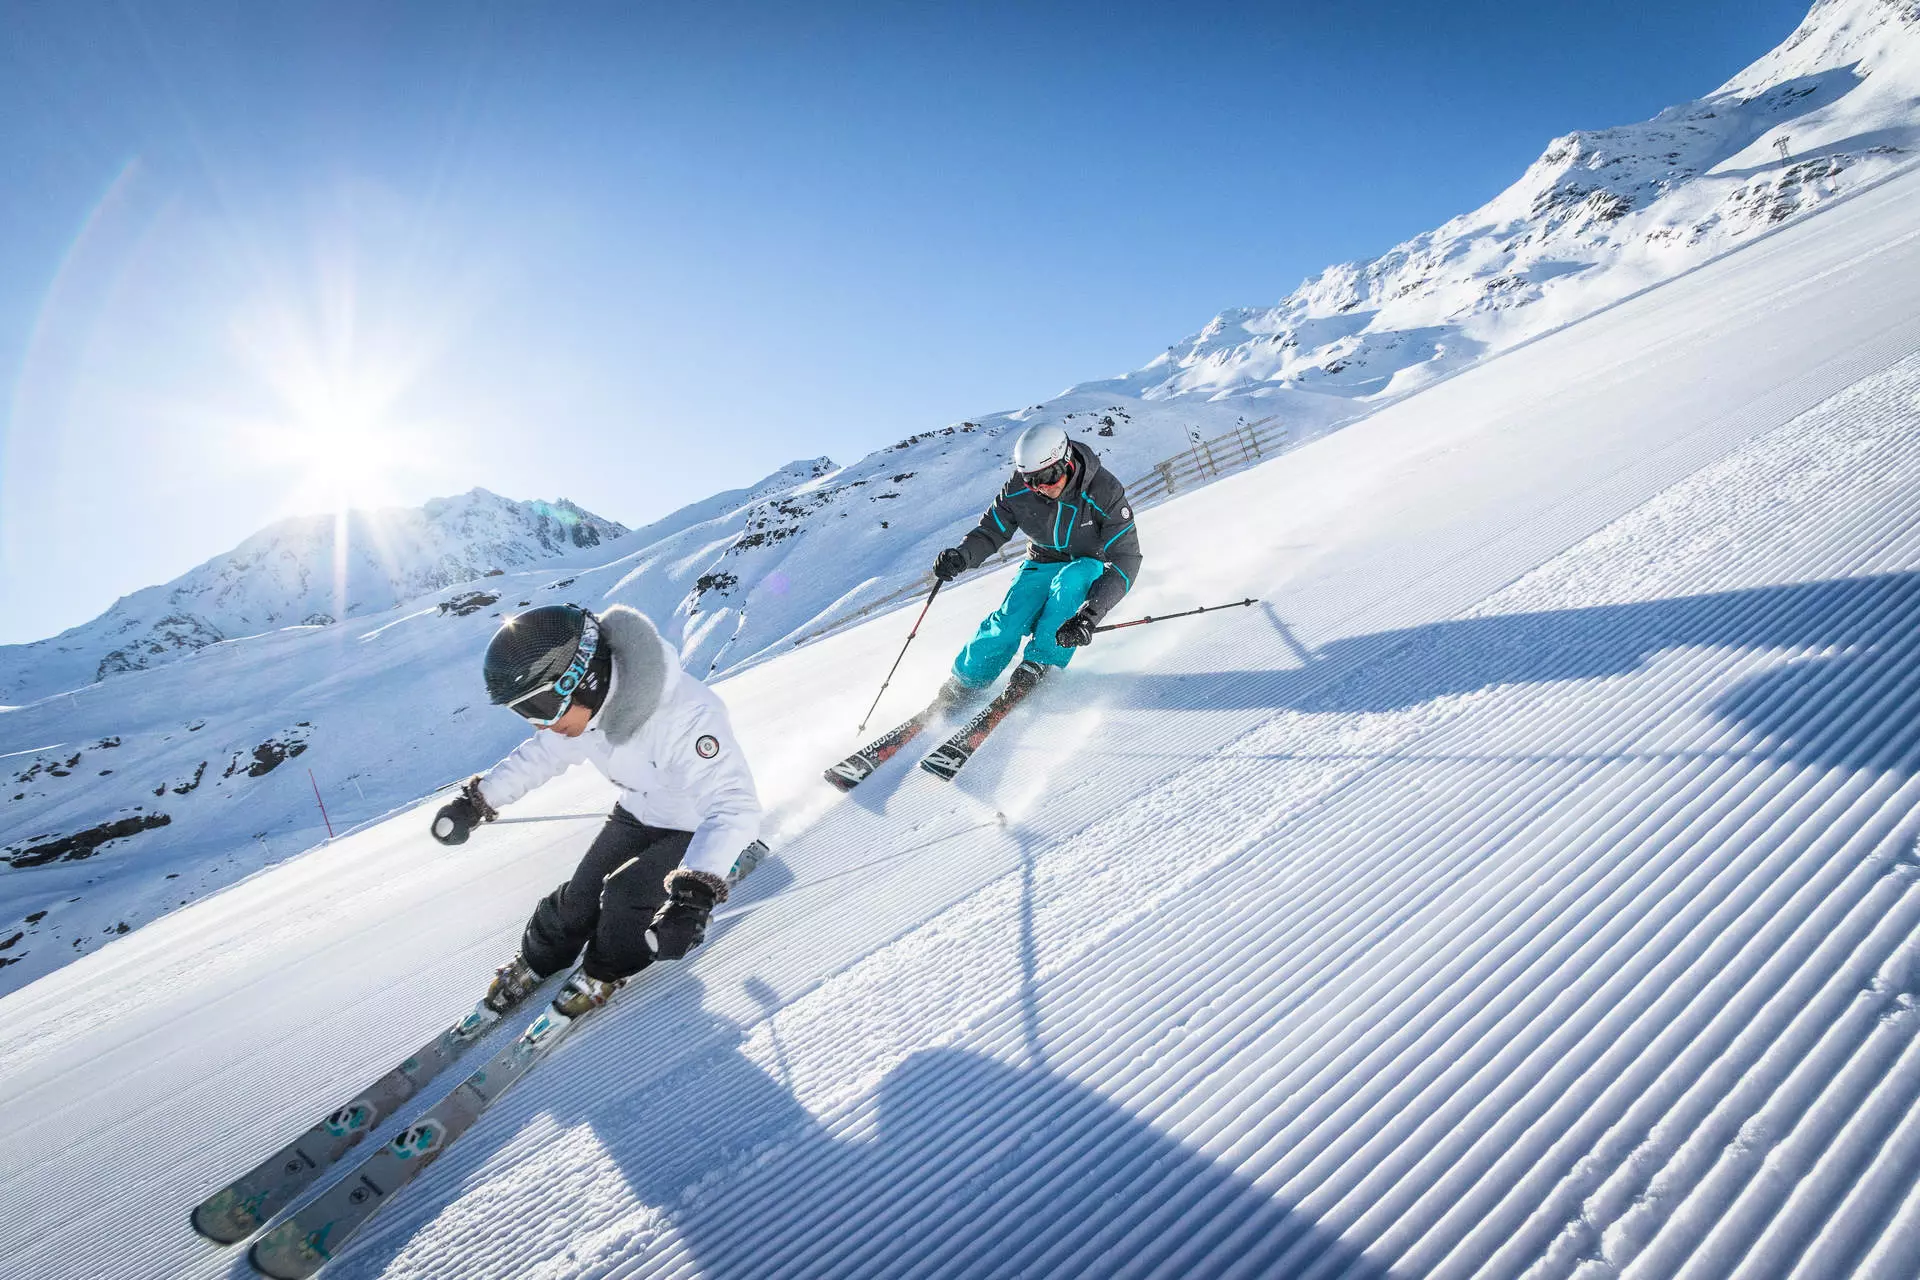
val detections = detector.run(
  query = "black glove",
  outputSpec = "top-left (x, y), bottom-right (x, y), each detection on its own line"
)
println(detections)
top-left (430, 777), bottom-right (495, 846)
top-left (646, 870), bottom-right (724, 960)
top-left (933, 547), bottom-right (969, 582)
top-left (431, 796), bottom-right (481, 845)
top-left (1054, 607), bottom-right (1098, 649)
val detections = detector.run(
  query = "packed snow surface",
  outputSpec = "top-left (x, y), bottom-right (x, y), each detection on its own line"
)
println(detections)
top-left (4, 131), bottom-right (1920, 1278)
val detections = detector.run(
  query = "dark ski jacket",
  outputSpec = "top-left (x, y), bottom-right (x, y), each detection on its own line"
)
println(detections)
top-left (955, 439), bottom-right (1143, 622)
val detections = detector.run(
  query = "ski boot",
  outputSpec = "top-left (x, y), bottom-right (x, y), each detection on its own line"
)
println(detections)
top-left (484, 954), bottom-right (541, 1015)
top-left (1007, 658), bottom-right (1049, 695)
top-left (933, 673), bottom-right (984, 712)
top-left (552, 969), bottom-right (624, 1019)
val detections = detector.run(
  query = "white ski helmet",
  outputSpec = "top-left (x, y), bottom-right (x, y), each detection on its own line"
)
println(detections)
top-left (1011, 423), bottom-right (1071, 477)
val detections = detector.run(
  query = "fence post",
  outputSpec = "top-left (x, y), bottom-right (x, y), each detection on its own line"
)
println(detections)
top-left (1156, 459), bottom-right (1177, 496)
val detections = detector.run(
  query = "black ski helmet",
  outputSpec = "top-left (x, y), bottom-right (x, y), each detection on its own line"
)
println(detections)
top-left (484, 604), bottom-right (597, 708)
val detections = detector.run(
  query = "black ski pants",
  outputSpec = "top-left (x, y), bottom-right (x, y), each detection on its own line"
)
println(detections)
top-left (520, 805), bottom-right (692, 982)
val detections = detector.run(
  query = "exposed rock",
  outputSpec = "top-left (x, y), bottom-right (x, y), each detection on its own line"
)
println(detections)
top-left (439, 591), bottom-right (500, 617)
top-left (691, 572), bottom-right (741, 612)
top-left (6, 812), bottom-right (172, 869)
top-left (222, 726), bottom-right (312, 779)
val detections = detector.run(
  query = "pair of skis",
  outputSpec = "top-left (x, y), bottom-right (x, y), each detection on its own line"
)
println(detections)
top-left (825, 665), bottom-right (1044, 791)
top-left (193, 841), bottom-right (769, 1279)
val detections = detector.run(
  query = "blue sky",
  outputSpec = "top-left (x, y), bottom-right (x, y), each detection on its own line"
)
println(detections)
top-left (0, 0), bottom-right (1814, 644)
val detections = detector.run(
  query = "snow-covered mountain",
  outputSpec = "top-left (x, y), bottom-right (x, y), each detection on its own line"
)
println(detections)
top-left (2, 0), bottom-right (1917, 1000)
top-left (1098, 0), bottom-right (1920, 406)
top-left (0, 490), bottom-right (627, 704)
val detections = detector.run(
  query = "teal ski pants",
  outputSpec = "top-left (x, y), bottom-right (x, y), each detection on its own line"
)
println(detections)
top-left (952, 557), bottom-right (1106, 688)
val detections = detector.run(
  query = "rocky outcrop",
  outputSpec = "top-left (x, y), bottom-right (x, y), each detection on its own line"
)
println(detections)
top-left (6, 812), bottom-right (172, 869)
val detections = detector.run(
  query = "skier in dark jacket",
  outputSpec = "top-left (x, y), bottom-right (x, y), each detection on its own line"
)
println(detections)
top-left (931, 423), bottom-right (1143, 698)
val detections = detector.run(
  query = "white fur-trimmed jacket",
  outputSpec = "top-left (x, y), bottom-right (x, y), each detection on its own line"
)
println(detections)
top-left (475, 606), bottom-right (762, 881)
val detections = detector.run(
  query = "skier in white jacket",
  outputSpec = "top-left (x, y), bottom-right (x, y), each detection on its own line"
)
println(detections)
top-left (430, 603), bottom-right (762, 1019)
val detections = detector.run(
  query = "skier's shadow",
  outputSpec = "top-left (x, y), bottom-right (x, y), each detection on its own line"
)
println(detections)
top-left (318, 971), bottom-right (1385, 1279)
top-left (1111, 571), bottom-right (1920, 780)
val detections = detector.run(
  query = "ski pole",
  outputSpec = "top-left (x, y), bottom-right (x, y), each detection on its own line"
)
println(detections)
top-left (857, 579), bottom-right (943, 734)
top-left (1092, 597), bottom-right (1259, 634)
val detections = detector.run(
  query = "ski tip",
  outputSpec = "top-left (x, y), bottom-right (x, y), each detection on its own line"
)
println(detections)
top-left (824, 758), bottom-right (872, 791)
top-left (248, 1236), bottom-right (319, 1280)
top-left (189, 1202), bottom-right (247, 1247)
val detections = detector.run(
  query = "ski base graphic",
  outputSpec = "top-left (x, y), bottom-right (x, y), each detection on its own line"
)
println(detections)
top-left (824, 710), bottom-right (933, 791)
top-left (920, 669), bottom-right (1044, 780)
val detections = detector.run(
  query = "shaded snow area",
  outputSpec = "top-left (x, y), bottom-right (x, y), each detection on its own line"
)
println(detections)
top-left (4, 147), bottom-right (1920, 1278)
top-left (7, 0), bottom-right (1920, 1001)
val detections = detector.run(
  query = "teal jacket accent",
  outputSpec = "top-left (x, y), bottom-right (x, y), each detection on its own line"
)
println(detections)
top-left (955, 440), bottom-right (1143, 622)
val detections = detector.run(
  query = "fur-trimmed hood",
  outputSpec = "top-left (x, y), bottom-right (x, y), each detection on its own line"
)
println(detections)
top-left (593, 605), bottom-right (679, 746)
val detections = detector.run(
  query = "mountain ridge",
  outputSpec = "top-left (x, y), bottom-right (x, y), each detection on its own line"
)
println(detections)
top-left (0, 487), bottom-right (628, 704)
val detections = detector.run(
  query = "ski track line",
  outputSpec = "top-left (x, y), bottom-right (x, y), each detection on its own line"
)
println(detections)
top-left (353, 343), bottom-right (1912, 1274)
top-left (1397, 525), bottom-right (1920, 1266)
top-left (345, 353), bottom-right (1920, 1280)
top-left (648, 360), bottom-right (1920, 1280)
top-left (1067, 506), bottom-right (1920, 1258)
top-left (1236, 445), bottom-right (1920, 1266)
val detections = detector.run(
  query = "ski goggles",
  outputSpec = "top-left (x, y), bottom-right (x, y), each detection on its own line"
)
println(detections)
top-left (505, 614), bottom-right (600, 726)
top-left (1019, 456), bottom-right (1072, 487)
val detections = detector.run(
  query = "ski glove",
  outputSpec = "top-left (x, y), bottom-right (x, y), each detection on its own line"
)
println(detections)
top-left (646, 869), bottom-right (726, 960)
top-left (431, 796), bottom-right (481, 845)
top-left (431, 777), bottom-right (496, 845)
top-left (933, 547), bottom-right (969, 582)
top-left (1054, 606), bottom-right (1098, 649)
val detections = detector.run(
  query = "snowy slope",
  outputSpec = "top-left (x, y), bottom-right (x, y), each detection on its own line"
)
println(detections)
top-left (0, 488), bottom-right (627, 703)
top-left (7, 0), bottom-right (1917, 1001)
top-left (3, 132), bottom-right (1920, 1279)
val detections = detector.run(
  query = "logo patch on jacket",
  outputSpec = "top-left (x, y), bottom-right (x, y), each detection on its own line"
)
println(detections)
top-left (695, 734), bottom-right (720, 759)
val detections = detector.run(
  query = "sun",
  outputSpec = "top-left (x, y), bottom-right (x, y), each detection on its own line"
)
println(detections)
top-left (224, 236), bottom-right (446, 522)
top-left (279, 395), bottom-right (396, 511)
top-left (238, 314), bottom-right (425, 518)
